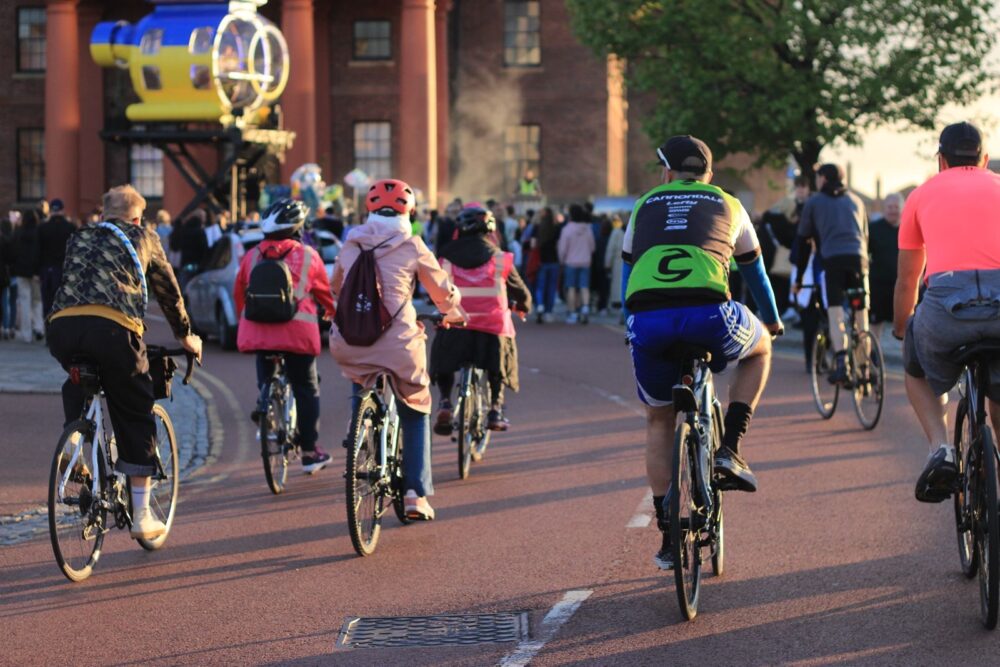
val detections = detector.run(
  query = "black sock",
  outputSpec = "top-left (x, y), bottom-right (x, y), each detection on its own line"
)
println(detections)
top-left (722, 402), bottom-right (753, 454)
top-left (653, 495), bottom-right (667, 531)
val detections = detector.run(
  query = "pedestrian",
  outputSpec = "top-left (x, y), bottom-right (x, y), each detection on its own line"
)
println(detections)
top-left (11, 207), bottom-right (44, 342)
top-left (592, 215), bottom-right (612, 314)
top-left (0, 215), bottom-right (16, 339)
top-left (558, 203), bottom-right (596, 324)
top-left (516, 167), bottom-right (543, 197)
top-left (532, 207), bottom-right (560, 323)
top-left (761, 175), bottom-right (812, 324)
top-left (38, 204), bottom-right (77, 318)
top-left (435, 198), bottom-right (462, 257)
top-left (154, 209), bottom-right (172, 249)
top-left (605, 215), bottom-right (626, 316)
top-left (869, 192), bottom-right (903, 341)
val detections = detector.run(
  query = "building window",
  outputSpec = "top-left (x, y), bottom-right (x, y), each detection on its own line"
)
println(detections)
top-left (17, 129), bottom-right (45, 202)
top-left (188, 27), bottom-right (214, 55)
top-left (139, 28), bottom-right (163, 55)
top-left (17, 7), bottom-right (46, 72)
top-left (504, 124), bottom-right (541, 195)
top-left (130, 144), bottom-right (164, 199)
top-left (504, 1), bottom-right (540, 66)
top-left (353, 20), bottom-right (391, 60)
top-left (354, 122), bottom-right (391, 181)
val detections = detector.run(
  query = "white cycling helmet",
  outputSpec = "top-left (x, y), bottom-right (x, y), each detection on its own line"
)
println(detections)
top-left (260, 198), bottom-right (309, 236)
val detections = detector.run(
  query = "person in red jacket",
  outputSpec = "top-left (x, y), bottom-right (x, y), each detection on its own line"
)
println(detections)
top-left (430, 206), bottom-right (532, 432)
top-left (234, 199), bottom-right (336, 473)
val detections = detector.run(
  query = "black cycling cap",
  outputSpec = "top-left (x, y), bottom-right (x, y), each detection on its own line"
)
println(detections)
top-left (657, 135), bottom-right (712, 175)
top-left (939, 121), bottom-right (983, 158)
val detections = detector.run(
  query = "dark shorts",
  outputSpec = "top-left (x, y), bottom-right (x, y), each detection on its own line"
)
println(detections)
top-left (823, 254), bottom-right (868, 308)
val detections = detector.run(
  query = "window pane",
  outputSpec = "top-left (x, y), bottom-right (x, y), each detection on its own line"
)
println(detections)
top-left (140, 28), bottom-right (163, 55)
top-left (354, 21), bottom-right (391, 60)
top-left (17, 7), bottom-right (46, 72)
top-left (504, 1), bottom-right (540, 66)
top-left (354, 122), bottom-right (392, 181)
top-left (504, 124), bottom-right (541, 196)
top-left (130, 144), bottom-right (164, 199)
top-left (17, 129), bottom-right (46, 201)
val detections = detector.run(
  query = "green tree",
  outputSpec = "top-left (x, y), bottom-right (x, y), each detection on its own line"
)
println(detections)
top-left (567, 0), bottom-right (996, 182)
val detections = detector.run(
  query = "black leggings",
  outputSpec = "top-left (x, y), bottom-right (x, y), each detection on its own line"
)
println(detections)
top-left (436, 371), bottom-right (504, 407)
top-left (255, 352), bottom-right (320, 450)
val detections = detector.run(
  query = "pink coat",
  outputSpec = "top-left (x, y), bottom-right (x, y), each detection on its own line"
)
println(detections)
top-left (558, 221), bottom-right (596, 268)
top-left (234, 239), bottom-right (335, 357)
top-left (329, 215), bottom-right (462, 413)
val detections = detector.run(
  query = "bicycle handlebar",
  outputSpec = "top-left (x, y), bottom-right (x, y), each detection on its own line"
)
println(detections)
top-left (151, 347), bottom-right (200, 385)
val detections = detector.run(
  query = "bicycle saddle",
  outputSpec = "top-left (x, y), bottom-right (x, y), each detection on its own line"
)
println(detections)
top-left (67, 357), bottom-right (101, 393)
top-left (665, 343), bottom-right (713, 364)
top-left (952, 339), bottom-right (1000, 367)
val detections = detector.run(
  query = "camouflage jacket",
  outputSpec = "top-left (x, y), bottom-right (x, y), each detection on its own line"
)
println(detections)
top-left (50, 219), bottom-right (192, 338)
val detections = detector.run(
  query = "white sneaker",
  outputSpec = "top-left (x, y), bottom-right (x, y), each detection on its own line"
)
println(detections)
top-left (566, 313), bottom-right (579, 324)
top-left (403, 490), bottom-right (435, 521)
top-left (130, 508), bottom-right (167, 540)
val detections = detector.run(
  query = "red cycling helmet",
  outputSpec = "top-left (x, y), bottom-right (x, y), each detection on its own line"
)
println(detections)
top-left (366, 179), bottom-right (416, 215)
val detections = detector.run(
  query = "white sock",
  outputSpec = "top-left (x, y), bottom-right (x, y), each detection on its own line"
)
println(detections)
top-left (131, 481), bottom-right (150, 513)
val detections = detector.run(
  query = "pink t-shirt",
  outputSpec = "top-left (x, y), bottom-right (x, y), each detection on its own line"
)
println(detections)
top-left (899, 166), bottom-right (1000, 277)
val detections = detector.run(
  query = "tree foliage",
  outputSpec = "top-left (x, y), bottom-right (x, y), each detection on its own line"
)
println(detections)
top-left (567, 0), bottom-right (996, 180)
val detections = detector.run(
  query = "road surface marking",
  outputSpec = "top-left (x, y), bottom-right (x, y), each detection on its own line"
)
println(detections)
top-left (196, 367), bottom-right (253, 465)
top-left (499, 589), bottom-right (592, 667)
top-left (626, 489), bottom-right (654, 528)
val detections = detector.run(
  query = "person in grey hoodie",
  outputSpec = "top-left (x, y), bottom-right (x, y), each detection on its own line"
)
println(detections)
top-left (557, 204), bottom-right (596, 323)
top-left (792, 163), bottom-right (869, 384)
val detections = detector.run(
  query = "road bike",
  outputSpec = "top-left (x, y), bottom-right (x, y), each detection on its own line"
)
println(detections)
top-left (453, 363), bottom-right (491, 480)
top-left (668, 343), bottom-right (726, 620)
top-left (256, 354), bottom-right (299, 494)
top-left (951, 339), bottom-right (1000, 629)
top-left (810, 287), bottom-right (885, 429)
top-left (47, 347), bottom-right (196, 582)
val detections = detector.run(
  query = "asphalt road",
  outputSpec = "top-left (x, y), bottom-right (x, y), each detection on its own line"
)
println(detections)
top-left (1, 318), bottom-right (997, 666)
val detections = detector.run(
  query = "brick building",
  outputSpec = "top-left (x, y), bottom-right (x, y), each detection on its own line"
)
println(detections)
top-left (2, 0), bottom-right (784, 219)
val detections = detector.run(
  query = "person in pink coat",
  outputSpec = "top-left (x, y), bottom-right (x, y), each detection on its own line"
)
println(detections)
top-left (234, 199), bottom-right (336, 474)
top-left (558, 204), bottom-right (597, 323)
top-left (329, 179), bottom-right (465, 521)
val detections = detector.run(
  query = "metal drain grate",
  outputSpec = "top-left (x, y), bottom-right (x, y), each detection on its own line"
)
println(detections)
top-left (336, 612), bottom-right (529, 649)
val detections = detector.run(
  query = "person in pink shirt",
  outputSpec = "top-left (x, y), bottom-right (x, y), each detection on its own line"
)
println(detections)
top-left (234, 199), bottom-right (336, 474)
top-left (557, 204), bottom-right (596, 324)
top-left (894, 121), bottom-right (1000, 502)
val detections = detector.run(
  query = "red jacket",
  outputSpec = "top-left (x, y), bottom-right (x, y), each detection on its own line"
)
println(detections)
top-left (234, 238), bottom-right (335, 356)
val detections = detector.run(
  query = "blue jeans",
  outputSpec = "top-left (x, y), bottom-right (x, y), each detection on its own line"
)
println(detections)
top-left (535, 262), bottom-right (560, 313)
top-left (352, 383), bottom-right (433, 496)
top-left (0, 281), bottom-right (14, 330)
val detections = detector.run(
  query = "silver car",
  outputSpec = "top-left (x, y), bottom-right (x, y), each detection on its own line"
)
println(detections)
top-left (184, 229), bottom-right (339, 349)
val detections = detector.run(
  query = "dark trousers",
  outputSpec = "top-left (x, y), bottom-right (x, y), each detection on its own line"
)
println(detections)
top-left (255, 352), bottom-right (320, 450)
top-left (48, 316), bottom-right (157, 476)
top-left (436, 370), bottom-right (504, 407)
top-left (40, 265), bottom-right (62, 318)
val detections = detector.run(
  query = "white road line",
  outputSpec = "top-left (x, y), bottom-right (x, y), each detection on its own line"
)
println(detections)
top-left (499, 590), bottom-right (593, 667)
top-left (197, 367), bottom-right (253, 465)
top-left (626, 489), bottom-right (654, 528)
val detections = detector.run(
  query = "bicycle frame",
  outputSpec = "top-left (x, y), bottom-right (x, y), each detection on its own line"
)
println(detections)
top-left (58, 396), bottom-right (106, 506)
top-left (374, 376), bottom-right (401, 490)
top-left (674, 357), bottom-right (721, 516)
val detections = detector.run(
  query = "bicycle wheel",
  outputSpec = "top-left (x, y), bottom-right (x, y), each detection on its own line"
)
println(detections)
top-left (954, 399), bottom-right (978, 578)
top-left (471, 370), bottom-right (492, 462)
top-left (260, 389), bottom-right (289, 495)
top-left (137, 404), bottom-right (179, 551)
top-left (346, 393), bottom-right (383, 556)
top-left (670, 421), bottom-right (702, 620)
top-left (48, 421), bottom-right (107, 582)
top-left (977, 426), bottom-right (1000, 629)
top-left (456, 372), bottom-right (473, 480)
top-left (710, 403), bottom-right (724, 577)
top-left (851, 331), bottom-right (885, 430)
top-left (390, 422), bottom-right (412, 525)
top-left (810, 332), bottom-right (839, 419)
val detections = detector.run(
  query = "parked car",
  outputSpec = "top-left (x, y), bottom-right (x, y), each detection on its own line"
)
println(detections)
top-left (184, 229), bottom-right (338, 350)
top-left (591, 195), bottom-right (638, 218)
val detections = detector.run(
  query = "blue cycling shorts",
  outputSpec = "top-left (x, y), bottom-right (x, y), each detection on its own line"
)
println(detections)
top-left (626, 302), bottom-right (764, 407)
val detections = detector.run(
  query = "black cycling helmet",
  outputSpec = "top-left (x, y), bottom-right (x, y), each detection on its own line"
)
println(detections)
top-left (260, 198), bottom-right (309, 237)
top-left (456, 206), bottom-right (496, 237)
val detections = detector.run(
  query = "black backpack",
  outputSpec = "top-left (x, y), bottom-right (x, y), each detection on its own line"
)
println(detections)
top-left (334, 239), bottom-right (402, 346)
top-left (244, 247), bottom-right (297, 323)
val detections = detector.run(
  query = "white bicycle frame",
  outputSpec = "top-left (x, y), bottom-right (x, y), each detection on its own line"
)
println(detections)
top-left (58, 396), bottom-right (109, 504)
top-left (375, 377), bottom-right (400, 479)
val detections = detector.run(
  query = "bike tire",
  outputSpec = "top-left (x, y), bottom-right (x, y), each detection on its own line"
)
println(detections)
top-left (810, 332), bottom-right (839, 419)
top-left (391, 422), bottom-right (412, 526)
top-left (137, 404), bottom-right (180, 551)
top-left (346, 393), bottom-right (383, 557)
top-left (851, 331), bottom-right (885, 430)
top-left (260, 389), bottom-right (289, 495)
top-left (711, 403), bottom-right (724, 577)
top-left (978, 426), bottom-right (1000, 629)
top-left (457, 373), bottom-right (473, 480)
top-left (48, 420), bottom-right (107, 582)
top-left (670, 420), bottom-right (702, 620)
top-left (954, 399), bottom-right (978, 578)
top-left (471, 370), bottom-right (492, 461)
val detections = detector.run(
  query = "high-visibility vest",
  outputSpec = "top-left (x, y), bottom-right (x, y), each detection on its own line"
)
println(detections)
top-left (442, 253), bottom-right (515, 337)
